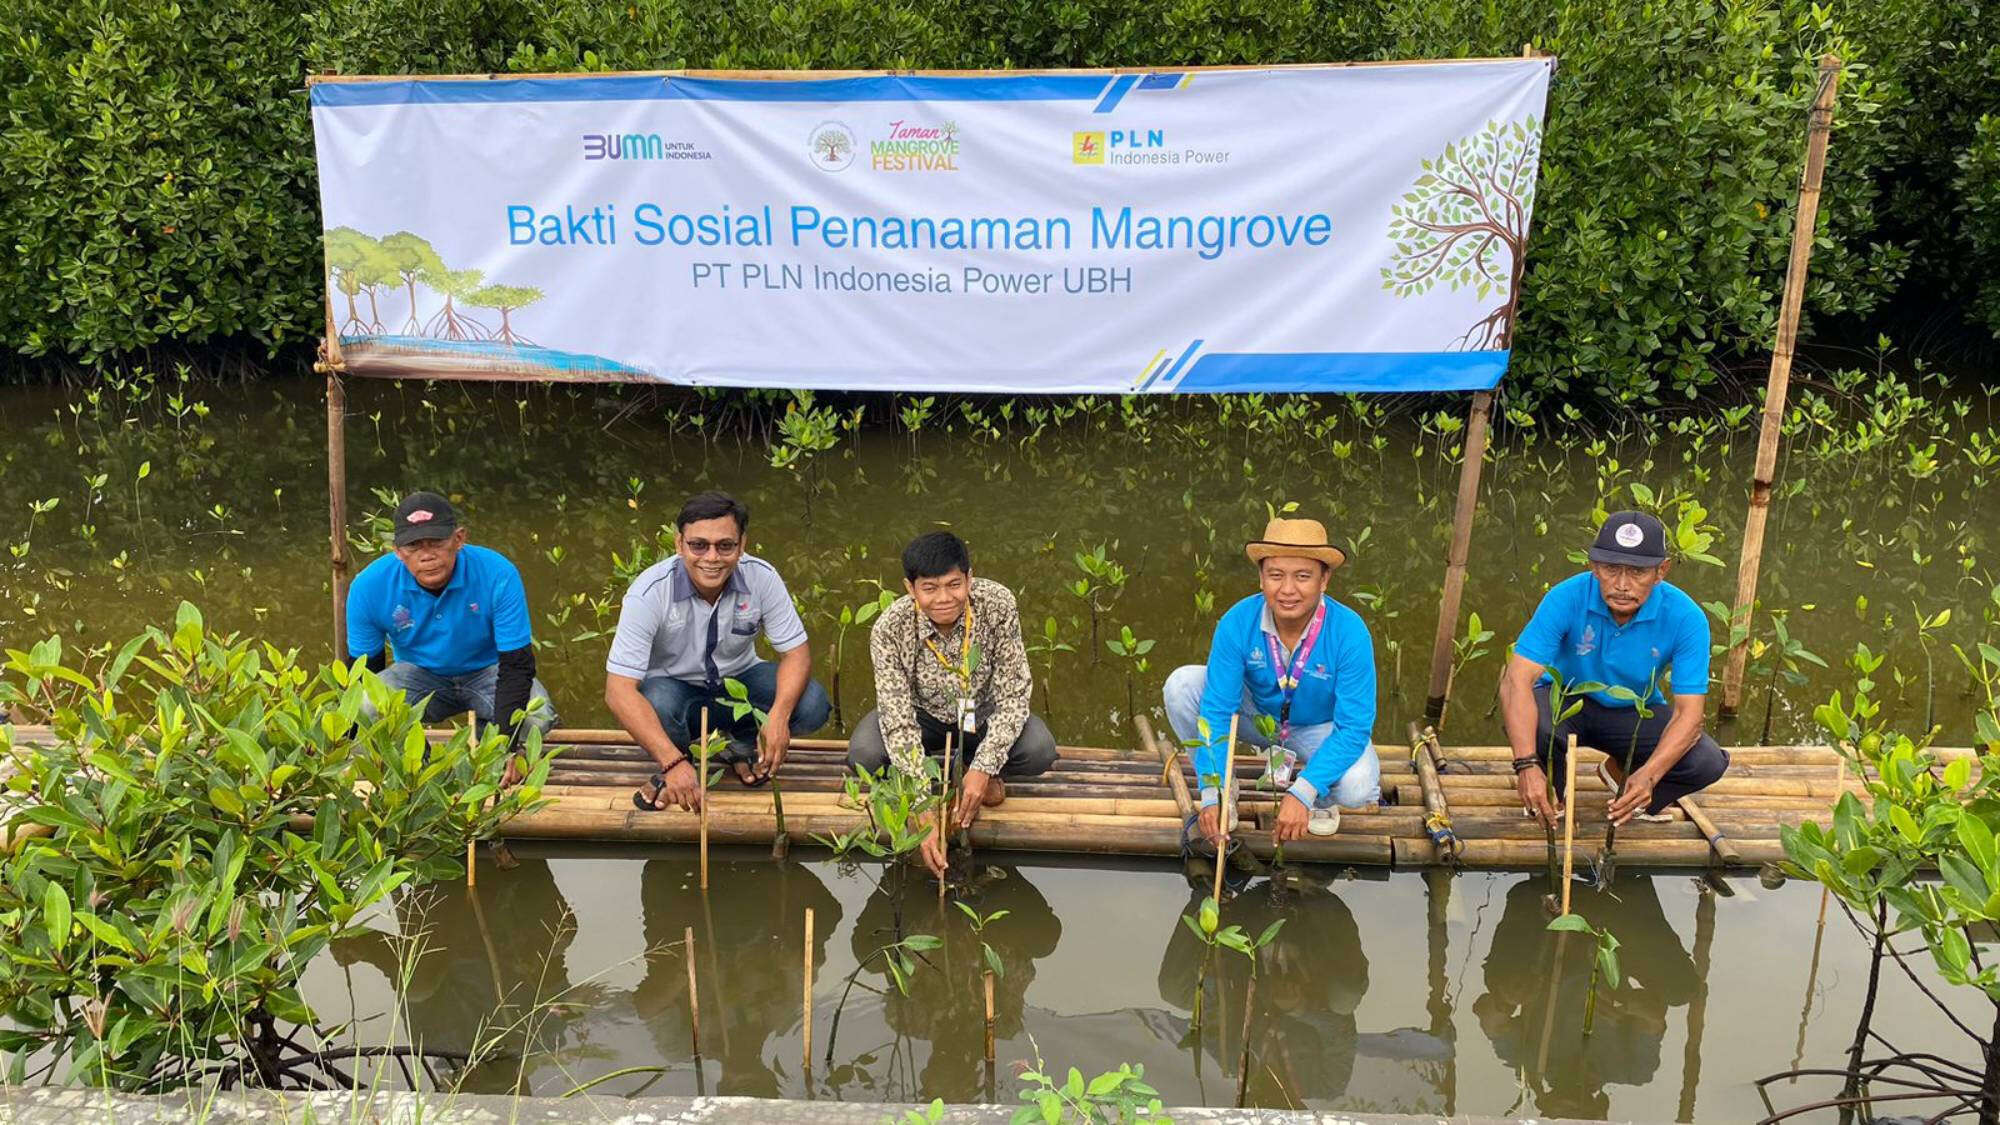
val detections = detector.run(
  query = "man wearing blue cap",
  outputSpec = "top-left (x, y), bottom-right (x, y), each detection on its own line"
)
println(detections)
top-left (348, 490), bottom-right (557, 751)
top-left (1498, 510), bottom-right (1728, 828)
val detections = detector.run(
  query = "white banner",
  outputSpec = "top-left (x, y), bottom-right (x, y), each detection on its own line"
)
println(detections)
top-left (310, 62), bottom-right (1551, 392)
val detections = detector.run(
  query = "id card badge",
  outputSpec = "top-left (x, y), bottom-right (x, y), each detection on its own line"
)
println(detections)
top-left (958, 697), bottom-right (978, 733)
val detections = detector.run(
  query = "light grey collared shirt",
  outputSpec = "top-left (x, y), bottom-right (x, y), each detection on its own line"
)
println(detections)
top-left (605, 554), bottom-right (807, 683)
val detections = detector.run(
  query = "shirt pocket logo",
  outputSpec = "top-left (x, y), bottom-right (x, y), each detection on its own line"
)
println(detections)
top-left (729, 616), bottom-right (761, 637)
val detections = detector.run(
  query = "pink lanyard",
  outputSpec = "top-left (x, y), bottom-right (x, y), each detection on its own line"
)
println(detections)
top-left (1263, 601), bottom-right (1326, 743)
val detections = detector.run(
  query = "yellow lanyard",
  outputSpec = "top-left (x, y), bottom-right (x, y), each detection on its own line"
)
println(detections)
top-left (921, 598), bottom-right (975, 692)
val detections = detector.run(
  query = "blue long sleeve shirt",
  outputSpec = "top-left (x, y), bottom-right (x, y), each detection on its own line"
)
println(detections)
top-left (1195, 593), bottom-right (1378, 809)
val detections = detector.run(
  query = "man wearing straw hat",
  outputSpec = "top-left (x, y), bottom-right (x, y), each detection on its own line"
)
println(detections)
top-left (1498, 510), bottom-right (1729, 829)
top-left (1164, 517), bottom-right (1380, 844)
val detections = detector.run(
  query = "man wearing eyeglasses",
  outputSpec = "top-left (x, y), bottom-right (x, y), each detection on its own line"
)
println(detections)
top-left (608, 490), bottom-right (831, 811)
top-left (347, 491), bottom-right (557, 755)
top-left (1497, 510), bottom-right (1729, 830)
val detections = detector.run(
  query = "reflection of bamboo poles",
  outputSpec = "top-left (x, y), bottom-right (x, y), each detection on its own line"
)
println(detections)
top-left (1425, 868), bottom-right (1457, 1115)
top-left (1791, 887), bottom-right (1831, 1078)
top-left (1678, 882), bottom-right (1717, 1120)
top-left (700, 890), bottom-right (731, 1057)
top-left (1535, 931), bottom-right (1568, 1080)
top-left (1234, 973), bottom-right (1257, 1108)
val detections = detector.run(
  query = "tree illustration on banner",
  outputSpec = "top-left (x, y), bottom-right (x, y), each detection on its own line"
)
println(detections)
top-left (1382, 116), bottom-right (1542, 351)
top-left (812, 126), bottom-right (852, 167)
top-left (324, 226), bottom-right (394, 336)
top-left (419, 263), bottom-right (490, 341)
top-left (467, 284), bottom-right (544, 346)
top-left (379, 231), bottom-right (444, 335)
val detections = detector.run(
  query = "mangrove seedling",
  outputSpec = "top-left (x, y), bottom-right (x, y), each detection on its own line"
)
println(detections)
top-left (1069, 542), bottom-right (1128, 663)
top-left (829, 588), bottom-right (895, 731)
top-left (1106, 624), bottom-right (1155, 719)
top-left (954, 900), bottom-right (1011, 982)
top-left (1012, 1038), bottom-right (1166, 1125)
top-left (1545, 912), bottom-right (1622, 1036)
top-left (1024, 615), bottom-right (1074, 715)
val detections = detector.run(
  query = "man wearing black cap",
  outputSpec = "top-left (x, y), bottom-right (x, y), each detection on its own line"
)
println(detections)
top-left (347, 491), bottom-right (556, 749)
top-left (1497, 510), bottom-right (1728, 827)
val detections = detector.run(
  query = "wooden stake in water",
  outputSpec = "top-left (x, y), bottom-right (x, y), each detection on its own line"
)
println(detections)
top-left (939, 731), bottom-right (955, 901)
top-left (466, 711), bottom-right (478, 887)
top-left (1212, 714), bottom-right (1240, 907)
top-left (1235, 973), bottom-right (1258, 1108)
top-left (802, 907), bottom-right (815, 1073)
top-left (1561, 734), bottom-right (1578, 915)
top-left (685, 924), bottom-right (701, 1056)
top-left (983, 970), bottom-right (996, 1063)
top-left (698, 709), bottom-right (710, 892)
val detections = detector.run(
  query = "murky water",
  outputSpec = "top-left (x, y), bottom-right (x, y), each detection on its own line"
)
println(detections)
top-left (305, 845), bottom-right (1975, 1120)
top-left (2, 372), bottom-right (1995, 1116)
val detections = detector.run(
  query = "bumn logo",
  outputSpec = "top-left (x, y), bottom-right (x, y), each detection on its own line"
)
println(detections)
top-left (583, 133), bottom-right (664, 160)
top-left (808, 122), bottom-right (857, 171)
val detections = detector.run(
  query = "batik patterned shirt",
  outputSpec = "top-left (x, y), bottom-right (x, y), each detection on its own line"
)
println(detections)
top-left (869, 577), bottom-right (1033, 779)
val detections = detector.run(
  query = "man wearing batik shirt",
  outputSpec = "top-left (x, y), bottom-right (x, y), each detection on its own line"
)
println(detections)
top-left (848, 531), bottom-right (1058, 875)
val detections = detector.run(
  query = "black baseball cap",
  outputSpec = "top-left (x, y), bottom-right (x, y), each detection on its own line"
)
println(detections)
top-left (393, 491), bottom-right (459, 547)
top-left (1587, 510), bottom-right (1669, 567)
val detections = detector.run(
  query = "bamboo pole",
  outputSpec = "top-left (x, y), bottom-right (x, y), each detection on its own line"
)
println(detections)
top-left (467, 711), bottom-right (478, 886)
top-left (685, 924), bottom-right (701, 1056)
top-left (325, 369), bottom-right (350, 662)
top-left (1560, 735), bottom-right (1577, 914)
top-left (802, 907), bottom-right (815, 1074)
top-left (1409, 724), bottom-right (1458, 862)
top-left (1722, 54), bottom-right (1843, 716)
top-left (1677, 796), bottom-right (1742, 866)
top-left (1423, 389), bottom-right (1494, 727)
top-left (698, 709), bottom-right (709, 891)
top-left (1136, 715), bottom-right (1196, 821)
top-left (1234, 973), bottom-right (1257, 1108)
top-left (1213, 715), bottom-right (1239, 905)
top-left (983, 971), bottom-right (996, 1063)
top-left (939, 732), bottom-right (954, 901)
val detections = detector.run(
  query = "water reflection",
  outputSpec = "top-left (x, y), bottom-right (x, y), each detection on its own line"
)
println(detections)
top-left (332, 858), bottom-right (585, 1091)
top-left (1473, 876), bottom-right (1701, 1119)
top-left (633, 856), bottom-right (843, 1097)
top-left (839, 864), bottom-right (1060, 1102)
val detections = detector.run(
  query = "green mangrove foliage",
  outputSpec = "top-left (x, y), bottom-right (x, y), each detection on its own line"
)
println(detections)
top-left (0, 603), bottom-right (555, 1090)
top-left (1768, 651), bottom-right (2000, 1123)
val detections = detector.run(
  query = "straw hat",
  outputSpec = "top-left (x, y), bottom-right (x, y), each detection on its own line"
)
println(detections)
top-left (1245, 518), bottom-right (1347, 571)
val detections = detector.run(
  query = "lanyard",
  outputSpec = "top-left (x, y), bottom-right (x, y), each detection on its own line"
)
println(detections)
top-left (1264, 601), bottom-right (1326, 743)
top-left (922, 597), bottom-right (976, 694)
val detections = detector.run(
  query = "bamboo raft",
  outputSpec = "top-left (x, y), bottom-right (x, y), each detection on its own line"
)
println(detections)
top-left (7, 720), bottom-right (1964, 870)
top-left (436, 720), bottom-right (1963, 872)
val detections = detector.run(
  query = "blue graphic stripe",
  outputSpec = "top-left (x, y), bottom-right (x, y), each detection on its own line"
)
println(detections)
top-left (1168, 351), bottom-right (1508, 393)
top-left (311, 73), bottom-right (1118, 109)
top-left (1151, 339), bottom-right (1206, 390)
top-left (1137, 72), bottom-right (1184, 90)
top-left (1092, 74), bottom-right (1138, 114)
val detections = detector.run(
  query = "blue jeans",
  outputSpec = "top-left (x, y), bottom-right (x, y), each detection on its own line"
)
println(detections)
top-left (639, 661), bottom-right (831, 755)
top-left (373, 661), bottom-right (558, 735)
top-left (1162, 664), bottom-right (1381, 808)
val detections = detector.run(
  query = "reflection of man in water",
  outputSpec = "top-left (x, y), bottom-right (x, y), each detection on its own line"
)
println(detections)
top-left (1472, 876), bottom-right (1699, 1118)
top-left (1157, 879), bottom-right (1368, 1103)
top-left (633, 855), bottom-right (843, 1097)
top-left (846, 864), bottom-right (1060, 1103)
top-left (332, 858), bottom-right (581, 1091)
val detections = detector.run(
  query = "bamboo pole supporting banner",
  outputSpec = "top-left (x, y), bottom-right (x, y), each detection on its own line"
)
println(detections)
top-left (325, 371), bottom-right (350, 662)
top-left (1423, 389), bottom-right (1494, 728)
top-left (802, 907), bottom-right (815, 1074)
top-left (1721, 54), bottom-right (1843, 716)
top-left (1561, 735), bottom-right (1577, 914)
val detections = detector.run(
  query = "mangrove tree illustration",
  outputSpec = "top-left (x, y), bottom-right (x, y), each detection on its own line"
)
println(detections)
top-left (812, 125), bottom-right (853, 167)
top-left (322, 228), bottom-right (541, 347)
top-left (1381, 116), bottom-right (1542, 351)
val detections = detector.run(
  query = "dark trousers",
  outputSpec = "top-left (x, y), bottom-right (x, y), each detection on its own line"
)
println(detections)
top-left (1532, 683), bottom-right (1729, 814)
top-left (638, 660), bottom-right (831, 757)
top-left (846, 708), bottom-right (1060, 778)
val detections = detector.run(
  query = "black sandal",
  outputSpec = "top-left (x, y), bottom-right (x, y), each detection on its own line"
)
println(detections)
top-left (633, 772), bottom-right (669, 811)
top-left (720, 741), bottom-right (773, 788)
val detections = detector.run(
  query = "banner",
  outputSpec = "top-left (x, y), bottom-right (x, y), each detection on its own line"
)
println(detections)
top-left (309, 62), bottom-right (1551, 393)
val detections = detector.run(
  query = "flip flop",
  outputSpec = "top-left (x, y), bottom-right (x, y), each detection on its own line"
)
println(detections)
top-left (719, 740), bottom-right (773, 788)
top-left (632, 772), bottom-right (669, 812)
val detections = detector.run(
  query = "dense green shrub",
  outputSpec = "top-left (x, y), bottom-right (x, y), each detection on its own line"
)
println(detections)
top-left (2, 0), bottom-right (1996, 401)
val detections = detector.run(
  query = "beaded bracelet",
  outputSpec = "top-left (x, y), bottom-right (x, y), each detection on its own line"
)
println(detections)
top-left (1510, 756), bottom-right (1542, 773)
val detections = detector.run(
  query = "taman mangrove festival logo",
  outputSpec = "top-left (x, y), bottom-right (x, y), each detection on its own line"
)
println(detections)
top-left (809, 122), bottom-right (857, 172)
top-left (870, 120), bottom-right (960, 172)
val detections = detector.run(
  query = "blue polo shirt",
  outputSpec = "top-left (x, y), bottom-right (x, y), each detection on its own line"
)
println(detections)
top-left (346, 544), bottom-right (534, 676)
top-left (1513, 571), bottom-right (1709, 707)
top-left (1196, 592), bottom-right (1377, 806)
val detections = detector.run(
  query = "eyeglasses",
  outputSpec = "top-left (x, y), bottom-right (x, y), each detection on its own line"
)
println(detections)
top-left (682, 538), bottom-right (741, 557)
